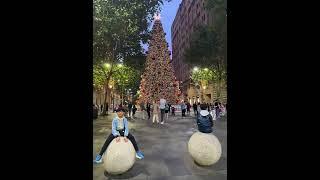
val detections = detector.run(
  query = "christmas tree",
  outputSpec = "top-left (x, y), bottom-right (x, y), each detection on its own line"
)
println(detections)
top-left (139, 14), bottom-right (181, 104)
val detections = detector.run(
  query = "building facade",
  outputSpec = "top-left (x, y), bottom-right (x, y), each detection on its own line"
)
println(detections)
top-left (93, 87), bottom-right (121, 111)
top-left (172, 0), bottom-right (211, 87)
top-left (172, 0), bottom-right (224, 104)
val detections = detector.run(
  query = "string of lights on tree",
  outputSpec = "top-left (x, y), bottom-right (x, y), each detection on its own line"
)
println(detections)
top-left (139, 13), bottom-right (181, 104)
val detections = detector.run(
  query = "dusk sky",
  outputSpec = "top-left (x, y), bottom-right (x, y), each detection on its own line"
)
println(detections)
top-left (143, 0), bottom-right (182, 58)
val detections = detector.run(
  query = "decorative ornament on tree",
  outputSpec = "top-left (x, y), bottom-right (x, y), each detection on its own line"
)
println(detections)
top-left (138, 16), bottom-right (181, 104)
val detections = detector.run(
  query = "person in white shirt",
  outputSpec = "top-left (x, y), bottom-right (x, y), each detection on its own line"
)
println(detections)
top-left (159, 98), bottom-right (166, 124)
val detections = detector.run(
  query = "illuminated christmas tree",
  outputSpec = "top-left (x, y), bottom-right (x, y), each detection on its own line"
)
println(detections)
top-left (139, 14), bottom-right (181, 104)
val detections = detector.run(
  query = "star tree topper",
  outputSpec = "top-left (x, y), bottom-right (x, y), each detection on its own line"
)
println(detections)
top-left (154, 12), bottom-right (161, 20)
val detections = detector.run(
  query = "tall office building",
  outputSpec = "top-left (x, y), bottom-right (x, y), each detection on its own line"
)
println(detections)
top-left (171, 0), bottom-right (213, 101)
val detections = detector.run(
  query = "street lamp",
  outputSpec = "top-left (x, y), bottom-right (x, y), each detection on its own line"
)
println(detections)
top-left (204, 68), bottom-right (209, 71)
top-left (193, 67), bottom-right (199, 72)
top-left (104, 63), bottom-right (111, 68)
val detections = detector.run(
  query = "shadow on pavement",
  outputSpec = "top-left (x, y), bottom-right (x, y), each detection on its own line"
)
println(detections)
top-left (104, 163), bottom-right (149, 179)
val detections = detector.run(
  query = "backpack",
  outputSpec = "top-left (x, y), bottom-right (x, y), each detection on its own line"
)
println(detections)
top-left (165, 104), bottom-right (169, 111)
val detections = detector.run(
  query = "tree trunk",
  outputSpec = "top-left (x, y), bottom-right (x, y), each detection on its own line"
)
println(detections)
top-left (101, 75), bottom-right (112, 116)
top-left (101, 86), bottom-right (108, 116)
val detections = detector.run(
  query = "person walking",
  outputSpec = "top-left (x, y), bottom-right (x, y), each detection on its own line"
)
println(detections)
top-left (193, 103), bottom-right (197, 116)
top-left (159, 98), bottom-right (166, 124)
top-left (152, 101), bottom-right (160, 124)
top-left (214, 102), bottom-right (221, 120)
top-left (171, 106), bottom-right (175, 116)
top-left (93, 104), bottom-right (98, 119)
top-left (100, 104), bottom-right (103, 114)
top-left (186, 102), bottom-right (191, 115)
top-left (197, 103), bottom-right (201, 117)
top-left (128, 102), bottom-right (133, 118)
top-left (132, 103), bottom-right (137, 119)
top-left (181, 101), bottom-right (186, 117)
top-left (146, 102), bottom-right (151, 120)
top-left (165, 103), bottom-right (169, 120)
top-left (140, 103), bottom-right (146, 120)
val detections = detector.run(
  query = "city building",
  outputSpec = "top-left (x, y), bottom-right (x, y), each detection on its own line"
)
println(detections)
top-left (172, 0), bottom-right (222, 104)
top-left (93, 87), bottom-right (121, 112)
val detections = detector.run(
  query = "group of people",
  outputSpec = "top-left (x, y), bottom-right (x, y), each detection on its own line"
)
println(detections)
top-left (180, 101), bottom-right (192, 117)
top-left (112, 102), bottom-right (138, 119)
top-left (93, 103), bottom-right (109, 118)
top-left (148, 98), bottom-right (171, 124)
top-left (93, 99), bottom-right (225, 164)
top-left (193, 101), bottom-right (226, 120)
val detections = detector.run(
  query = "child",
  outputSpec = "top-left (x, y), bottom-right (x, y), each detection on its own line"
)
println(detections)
top-left (171, 106), bottom-right (175, 116)
top-left (93, 107), bottom-right (144, 163)
top-left (152, 101), bottom-right (160, 123)
top-left (197, 104), bottom-right (213, 133)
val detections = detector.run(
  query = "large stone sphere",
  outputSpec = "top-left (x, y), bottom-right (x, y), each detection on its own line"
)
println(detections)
top-left (188, 132), bottom-right (222, 166)
top-left (103, 137), bottom-right (136, 175)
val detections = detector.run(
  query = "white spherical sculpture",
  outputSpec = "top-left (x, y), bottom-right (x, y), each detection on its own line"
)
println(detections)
top-left (188, 132), bottom-right (222, 166)
top-left (103, 137), bottom-right (136, 175)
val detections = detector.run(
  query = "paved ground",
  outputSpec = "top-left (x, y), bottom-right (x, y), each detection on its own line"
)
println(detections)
top-left (93, 111), bottom-right (227, 180)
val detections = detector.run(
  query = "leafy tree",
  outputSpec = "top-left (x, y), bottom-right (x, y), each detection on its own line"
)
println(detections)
top-left (93, 64), bottom-right (141, 108)
top-left (93, 0), bottom-right (170, 114)
top-left (112, 65), bottom-right (141, 104)
top-left (184, 0), bottom-right (228, 100)
top-left (191, 68), bottom-right (226, 90)
top-left (184, 26), bottom-right (226, 99)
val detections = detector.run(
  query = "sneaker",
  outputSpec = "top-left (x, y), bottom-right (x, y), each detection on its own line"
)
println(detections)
top-left (136, 151), bottom-right (144, 159)
top-left (94, 154), bottom-right (102, 164)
